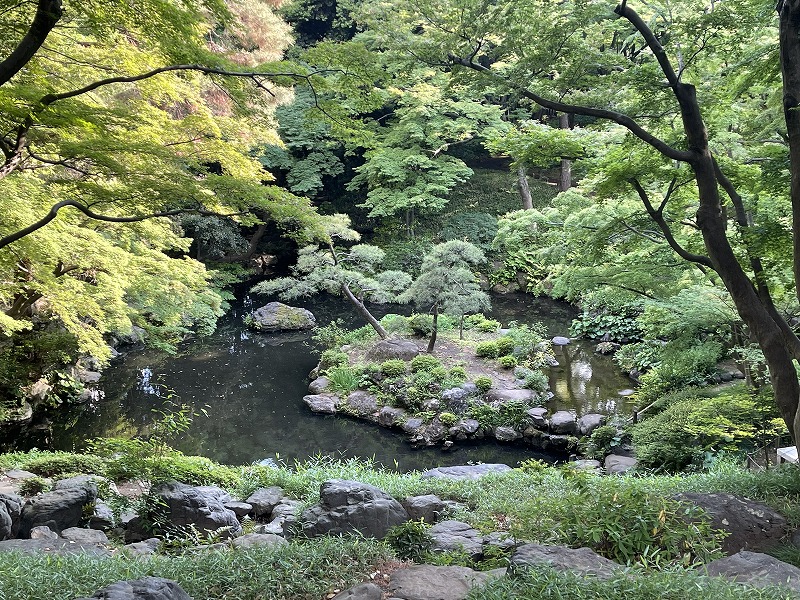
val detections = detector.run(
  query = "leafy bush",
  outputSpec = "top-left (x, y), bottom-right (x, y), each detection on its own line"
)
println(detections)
top-left (631, 387), bottom-right (786, 471)
top-left (407, 313), bottom-right (456, 336)
top-left (475, 341), bottom-right (499, 358)
top-left (447, 366), bottom-right (467, 384)
top-left (468, 402), bottom-right (500, 429)
top-left (614, 340), bottom-right (664, 373)
top-left (438, 412), bottom-right (459, 427)
top-left (505, 322), bottom-right (551, 366)
top-left (20, 453), bottom-right (106, 478)
top-left (326, 365), bottom-right (361, 394)
top-left (579, 425), bottom-right (620, 460)
top-left (499, 355), bottom-right (518, 369)
top-left (570, 306), bottom-right (643, 341)
top-left (441, 212), bottom-right (498, 251)
top-left (474, 376), bottom-right (493, 393)
top-left (634, 341), bottom-right (724, 405)
top-left (498, 400), bottom-right (528, 427)
top-left (385, 519), bottom-right (433, 561)
top-left (494, 337), bottom-right (515, 357)
top-left (411, 354), bottom-right (443, 373)
top-left (514, 366), bottom-right (550, 394)
top-left (380, 359), bottom-right (408, 377)
top-left (320, 349), bottom-right (349, 370)
top-left (18, 476), bottom-right (50, 496)
top-left (379, 313), bottom-right (410, 334)
top-left (478, 319), bottom-right (501, 333)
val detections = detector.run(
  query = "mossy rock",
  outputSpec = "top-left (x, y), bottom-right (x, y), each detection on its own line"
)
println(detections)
top-left (247, 302), bottom-right (316, 332)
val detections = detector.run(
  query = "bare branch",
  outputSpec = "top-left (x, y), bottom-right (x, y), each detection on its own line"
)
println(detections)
top-left (0, 0), bottom-right (62, 87)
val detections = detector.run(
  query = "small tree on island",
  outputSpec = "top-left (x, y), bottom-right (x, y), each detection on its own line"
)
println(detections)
top-left (402, 240), bottom-right (490, 352)
top-left (251, 214), bottom-right (411, 339)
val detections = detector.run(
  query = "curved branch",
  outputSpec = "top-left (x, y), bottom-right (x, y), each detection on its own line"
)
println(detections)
top-left (614, 3), bottom-right (678, 86)
top-left (448, 55), bottom-right (693, 163)
top-left (0, 200), bottom-right (248, 251)
top-left (0, 0), bottom-right (62, 87)
top-left (629, 178), bottom-right (713, 268)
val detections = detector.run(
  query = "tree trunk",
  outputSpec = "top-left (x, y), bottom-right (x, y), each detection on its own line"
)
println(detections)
top-left (341, 283), bottom-right (388, 339)
top-left (517, 163), bottom-right (533, 209)
top-left (427, 304), bottom-right (438, 353)
top-left (558, 112), bottom-right (572, 192)
top-left (779, 0), bottom-right (800, 307)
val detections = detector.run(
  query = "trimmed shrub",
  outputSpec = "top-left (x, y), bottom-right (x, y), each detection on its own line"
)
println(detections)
top-left (320, 350), bottom-right (349, 370)
top-left (494, 337), bottom-right (515, 357)
top-left (380, 359), bottom-right (408, 378)
top-left (411, 354), bottom-right (443, 373)
top-left (499, 355), bottom-right (518, 369)
top-left (476, 341), bottom-right (499, 358)
top-left (474, 376), bottom-right (493, 393)
top-left (438, 412), bottom-right (459, 427)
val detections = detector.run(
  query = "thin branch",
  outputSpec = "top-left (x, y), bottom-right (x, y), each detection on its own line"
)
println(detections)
top-left (0, 200), bottom-right (250, 251)
top-left (615, 3), bottom-right (679, 86)
top-left (0, 0), bottom-right (62, 87)
top-left (629, 177), bottom-right (714, 267)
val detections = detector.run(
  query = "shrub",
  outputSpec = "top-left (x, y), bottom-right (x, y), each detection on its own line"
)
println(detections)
top-left (18, 476), bottom-right (50, 496)
top-left (464, 313), bottom-right (490, 329)
top-left (468, 402), bottom-right (500, 428)
top-left (385, 519), bottom-right (433, 562)
top-left (380, 359), bottom-right (408, 378)
top-left (447, 366), bottom-right (467, 384)
top-left (474, 376), bottom-right (493, 393)
top-left (498, 400), bottom-right (528, 427)
top-left (579, 425), bottom-right (620, 460)
top-left (475, 341), bottom-right (499, 358)
top-left (613, 340), bottom-right (664, 373)
top-left (494, 337), bottom-right (515, 357)
top-left (514, 366), bottom-right (550, 394)
top-left (438, 412), bottom-right (459, 427)
top-left (505, 322), bottom-right (550, 366)
top-left (20, 453), bottom-right (106, 478)
top-left (408, 313), bottom-right (455, 336)
top-left (634, 341), bottom-right (724, 405)
top-left (441, 212), bottom-right (498, 252)
top-left (320, 349), bottom-right (349, 370)
top-left (498, 355), bottom-right (518, 369)
top-left (379, 313), bottom-right (410, 334)
top-left (478, 319), bottom-right (501, 333)
top-left (411, 354), bottom-right (443, 373)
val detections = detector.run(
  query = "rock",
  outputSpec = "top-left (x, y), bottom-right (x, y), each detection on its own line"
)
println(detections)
top-left (549, 411), bottom-right (577, 435)
top-left (345, 391), bottom-right (378, 416)
top-left (552, 336), bottom-right (571, 346)
top-left (704, 551), bottom-right (800, 593)
top-left (571, 459), bottom-right (602, 472)
top-left (511, 543), bottom-right (620, 579)
top-left (74, 577), bottom-right (191, 600)
top-left (230, 533), bottom-right (288, 549)
top-left (78, 370), bottom-right (102, 384)
top-left (494, 426), bottom-right (521, 442)
top-left (673, 492), bottom-right (787, 554)
top-left (604, 454), bottom-right (638, 474)
top-left (53, 475), bottom-right (100, 494)
top-left (454, 419), bottom-right (480, 437)
top-left (483, 531), bottom-right (519, 552)
top-left (0, 493), bottom-right (22, 540)
top-left (248, 302), bottom-right (315, 332)
top-left (429, 520), bottom-right (484, 559)
top-left (421, 464), bottom-right (511, 480)
top-left (115, 326), bottom-right (147, 346)
top-left (308, 376), bottom-right (331, 394)
top-left (526, 407), bottom-right (548, 428)
top-left (123, 538), bottom-right (161, 556)
top-left (594, 342), bottom-right (619, 355)
top-left (194, 486), bottom-right (232, 503)
top-left (0, 538), bottom-right (111, 556)
top-left (332, 582), bottom-right (382, 600)
top-left (29, 378), bottom-right (52, 402)
top-left (388, 565), bottom-right (496, 600)
top-left (30, 525), bottom-right (59, 540)
top-left (378, 406), bottom-right (406, 427)
top-left (441, 387), bottom-right (469, 403)
top-left (577, 414), bottom-right (606, 436)
top-left (401, 418), bottom-right (425, 434)
top-left (223, 501), bottom-right (252, 518)
top-left (402, 495), bottom-right (449, 523)
top-left (365, 339), bottom-right (420, 362)
top-left (460, 382), bottom-right (478, 395)
top-left (3, 470), bottom-right (36, 480)
top-left (89, 501), bottom-right (116, 530)
top-left (20, 482), bottom-right (98, 536)
top-left (245, 486), bottom-right (285, 519)
top-left (485, 389), bottom-right (536, 404)
top-left (148, 482), bottom-right (242, 539)
top-left (269, 499), bottom-right (301, 536)
top-left (61, 527), bottom-right (109, 544)
top-left (302, 480), bottom-right (408, 540)
top-left (303, 394), bottom-right (338, 414)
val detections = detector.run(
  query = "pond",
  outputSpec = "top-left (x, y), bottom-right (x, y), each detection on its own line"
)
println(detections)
top-left (44, 293), bottom-right (635, 471)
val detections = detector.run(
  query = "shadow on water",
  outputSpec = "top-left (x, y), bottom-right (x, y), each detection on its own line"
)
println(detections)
top-left (48, 293), bottom-right (635, 471)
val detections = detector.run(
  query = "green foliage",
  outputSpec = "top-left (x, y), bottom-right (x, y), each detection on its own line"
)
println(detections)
top-left (380, 359), bottom-right (408, 378)
top-left (579, 425), bottom-right (621, 460)
top-left (499, 355), bottom-right (518, 369)
top-left (0, 537), bottom-right (390, 600)
top-left (441, 212), bottom-right (498, 252)
top-left (614, 341), bottom-right (665, 373)
top-left (320, 349), bottom-right (349, 370)
top-left (634, 341), bottom-right (724, 404)
top-left (18, 453), bottom-right (105, 478)
top-left (325, 365), bottom-right (361, 394)
top-left (494, 337), bottom-right (515, 357)
top-left (513, 366), bottom-right (550, 394)
top-left (477, 319), bottom-right (501, 333)
top-left (467, 402), bottom-right (500, 429)
top-left (448, 366), bottom-right (467, 383)
top-left (475, 341), bottom-right (499, 358)
top-left (474, 376), bottom-right (493, 393)
top-left (570, 306), bottom-right (643, 342)
top-left (504, 323), bottom-right (552, 368)
top-left (438, 412), bottom-right (459, 427)
top-left (411, 354), bottom-right (443, 373)
top-left (17, 476), bottom-right (51, 496)
top-left (631, 387), bottom-right (787, 471)
top-left (407, 313), bottom-right (455, 336)
top-left (385, 519), bottom-right (433, 561)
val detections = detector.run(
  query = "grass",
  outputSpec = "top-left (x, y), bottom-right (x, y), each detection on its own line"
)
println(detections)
top-left (0, 537), bottom-right (391, 600)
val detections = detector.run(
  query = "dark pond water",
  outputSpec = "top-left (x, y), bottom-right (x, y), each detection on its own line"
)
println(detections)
top-left (47, 293), bottom-right (635, 471)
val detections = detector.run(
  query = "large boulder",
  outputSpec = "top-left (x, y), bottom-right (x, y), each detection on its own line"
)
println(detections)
top-left (75, 577), bottom-right (191, 600)
top-left (511, 543), bottom-right (620, 579)
top-left (344, 391), bottom-right (378, 417)
top-left (704, 551), bottom-right (800, 593)
top-left (248, 302), bottom-right (315, 332)
top-left (308, 376), bottom-right (331, 394)
top-left (388, 565), bottom-right (499, 600)
top-left (147, 482), bottom-right (242, 539)
top-left (0, 493), bottom-right (22, 540)
top-left (246, 487), bottom-right (286, 519)
top-left (577, 413), bottom-right (606, 436)
top-left (303, 394), bottom-right (338, 414)
top-left (421, 464), bottom-right (511, 480)
top-left (494, 426), bottom-right (521, 442)
top-left (549, 411), bottom-right (577, 435)
top-left (674, 492), bottom-right (787, 554)
top-left (364, 339), bottom-right (420, 362)
top-left (301, 479), bottom-right (408, 539)
top-left (429, 520), bottom-right (484, 559)
top-left (526, 408), bottom-right (548, 428)
top-left (20, 481), bottom-right (97, 536)
top-left (402, 495), bottom-right (449, 523)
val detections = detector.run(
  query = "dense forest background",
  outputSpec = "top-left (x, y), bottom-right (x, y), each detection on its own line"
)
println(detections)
top-left (3, 0), bottom-right (800, 452)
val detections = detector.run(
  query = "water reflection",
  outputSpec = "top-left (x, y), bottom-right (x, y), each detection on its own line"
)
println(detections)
top-left (48, 293), bottom-right (635, 470)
